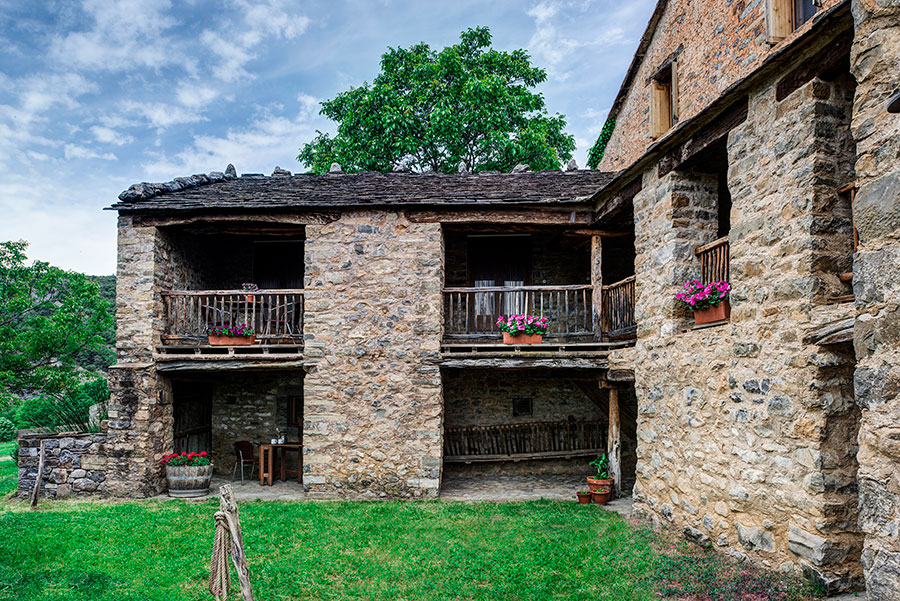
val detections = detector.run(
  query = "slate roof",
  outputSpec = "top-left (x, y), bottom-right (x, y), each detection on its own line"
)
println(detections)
top-left (108, 167), bottom-right (616, 212)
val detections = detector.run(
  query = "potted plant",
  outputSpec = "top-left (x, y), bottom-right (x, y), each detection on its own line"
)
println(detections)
top-left (576, 490), bottom-right (593, 504)
top-left (208, 324), bottom-right (256, 346)
top-left (162, 451), bottom-right (212, 498)
top-left (496, 314), bottom-right (549, 344)
top-left (592, 487), bottom-right (611, 505)
top-left (242, 282), bottom-right (258, 302)
top-left (676, 280), bottom-right (731, 325)
top-left (588, 454), bottom-right (615, 494)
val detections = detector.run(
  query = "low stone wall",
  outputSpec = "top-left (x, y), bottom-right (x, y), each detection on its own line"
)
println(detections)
top-left (16, 431), bottom-right (109, 499)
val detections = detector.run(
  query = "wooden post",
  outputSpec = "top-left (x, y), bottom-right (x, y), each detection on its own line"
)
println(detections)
top-left (220, 484), bottom-right (255, 601)
top-left (591, 235), bottom-right (603, 340)
top-left (30, 440), bottom-right (45, 509)
top-left (607, 388), bottom-right (621, 497)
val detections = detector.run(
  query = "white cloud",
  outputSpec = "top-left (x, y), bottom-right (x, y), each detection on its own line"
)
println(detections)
top-left (176, 83), bottom-right (220, 109)
top-left (120, 100), bottom-right (207, 129)
top-left (48, 0), bottom-right (185, 72)
top-left (91, 125), bottom-right (134, 146)
top-left (64, 144), bottom-right (118, 160)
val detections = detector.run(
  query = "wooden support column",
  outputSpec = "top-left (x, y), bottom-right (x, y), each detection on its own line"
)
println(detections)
top-left (607, 387), bottom-right (621, 497)
top-left (591, 235), bottom-right (603, 340)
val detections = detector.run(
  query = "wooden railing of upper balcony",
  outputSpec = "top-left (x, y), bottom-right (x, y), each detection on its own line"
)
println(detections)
top-left (601, 276), bottom-right (636, 338)
top-left (161, 290), bottom-right (304, 344)
top-left (695, 236), bottom-right (730, 283)
top-left (444, 420), bottom-right (606, 462)
top-left (443, 285), bottom-right (593, 338)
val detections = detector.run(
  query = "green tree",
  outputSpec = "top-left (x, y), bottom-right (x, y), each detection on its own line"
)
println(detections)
top-left (0, 241), bottom-right (113, 412)
top-left (298, 27), bottom-right (575, 174)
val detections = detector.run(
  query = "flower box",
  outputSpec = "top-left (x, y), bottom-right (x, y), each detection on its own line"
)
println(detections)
top-left (693, 300), bottom-right (731, 325)
top-left (208, 334), bottom-right (256, 346)
top-left (502, 332), bottom-right (543, 344)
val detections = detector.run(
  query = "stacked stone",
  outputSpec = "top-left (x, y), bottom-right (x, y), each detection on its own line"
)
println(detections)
top-left (850, 1), bottom-right (900, 598)
top-left (303, 210), bottom-right (444, 498)
top-left (17, 432), bottom-right (108, 499)
top-left (629, 67), bottom-right (863, 593)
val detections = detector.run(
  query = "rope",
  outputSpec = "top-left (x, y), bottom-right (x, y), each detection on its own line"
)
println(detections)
top-left (209, 511), bottom-right (231, 601)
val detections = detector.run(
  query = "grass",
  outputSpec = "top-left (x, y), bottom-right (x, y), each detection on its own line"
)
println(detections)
top-left (0, 463), bottom-right (819, 601)
top-left (0, 442), bottom-right (14, 461)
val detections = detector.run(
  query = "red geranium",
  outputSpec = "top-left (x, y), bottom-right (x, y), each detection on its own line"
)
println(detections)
top-left (161, 451), bottom-right (211, 467)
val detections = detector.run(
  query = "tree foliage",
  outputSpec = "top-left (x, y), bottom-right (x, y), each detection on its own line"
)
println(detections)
top-left (0, 240), bottom-right (114, 411)
top-left (298, 27), bottom-right (575, 174)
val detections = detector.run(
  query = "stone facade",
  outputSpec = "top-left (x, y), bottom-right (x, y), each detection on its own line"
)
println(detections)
top-left (302, 210), bottom-right (444, 498)
top-left (17, 432), bottom-right (109, 499)
top-left (850, 1), bottom-right (900, 598)
top-left (627, 66), bottom-right (863, 592)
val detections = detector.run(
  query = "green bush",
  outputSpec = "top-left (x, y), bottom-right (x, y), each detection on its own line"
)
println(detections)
top-left (14, 378), bottom-right (108, 432)
top-left (0, 417), bottom-right (15, 442)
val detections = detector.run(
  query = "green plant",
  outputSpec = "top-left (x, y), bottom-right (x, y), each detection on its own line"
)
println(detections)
top-left (586, 116), bottom-right (615, 169)
top-left (589, 454), bottom-right (610, 479)
top-left (496, 314), bottom-right (549, 336)
top-left (161, 451), bottom-right (210, 466)
top-left (0, 417), bottom-right (15, 442)
top-left (676, 280), bottom-right (731, 310)
top-left (207, 324), bottom-right (255, 337)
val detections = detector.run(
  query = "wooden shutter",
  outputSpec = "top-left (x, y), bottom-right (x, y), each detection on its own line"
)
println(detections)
top-left (767, 0), bottom-right (793, 42)
top-left (670, 60), bottom-right (679, 123)
top-left (650, 83), bottom-right (672, 139)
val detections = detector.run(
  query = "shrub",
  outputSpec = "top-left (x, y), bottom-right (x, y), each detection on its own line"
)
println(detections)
top-left (0, 417), bottom-right (15, 442)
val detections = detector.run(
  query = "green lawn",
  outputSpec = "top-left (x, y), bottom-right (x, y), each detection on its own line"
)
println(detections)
top-left (0, 442), bottom-right (14, 461)
top-left (0, 462), bottom-right (817, 601)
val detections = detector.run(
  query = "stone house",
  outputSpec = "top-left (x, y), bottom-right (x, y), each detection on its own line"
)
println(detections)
top-left (591, 0), bottom-right (899, 598)
top-left (15, 0), bottom-right (899, 599)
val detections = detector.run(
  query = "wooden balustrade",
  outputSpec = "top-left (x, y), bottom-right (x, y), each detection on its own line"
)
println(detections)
top-left (601, 276), bottom-right (636, 338)
top-left (162, 290), bottom-right (304, 344)
top-left (443, 285), bottom-right (593, 338)
top-left (695, 236), bottom-right (730, 283)
top-left (444, 420), bottom-right (606, 462)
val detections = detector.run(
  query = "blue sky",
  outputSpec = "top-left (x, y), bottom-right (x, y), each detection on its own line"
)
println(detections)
top-left (0, 0), bottom-right (654, 274)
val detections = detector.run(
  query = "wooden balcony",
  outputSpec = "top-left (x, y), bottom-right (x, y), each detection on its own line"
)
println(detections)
top-left (695, 236), bottom-right (730, 283)
top-left (443, 285), bottom-right (593, 340)
top-left (157, 290), bottom-right (304, 366)
top-left (601, 276), bottom-right (636, 339)
top-left (444, 420), bottom-right (605, 463)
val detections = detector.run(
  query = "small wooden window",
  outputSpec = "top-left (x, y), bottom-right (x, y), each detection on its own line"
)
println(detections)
top-left (512, 398), bottom-right (533, 417)
top-left (650, 62), bottom-right (677, 139)
top-left (767, 0), bottom-right (820, 42)
top-left (288, 395), bottom-right (303, 427)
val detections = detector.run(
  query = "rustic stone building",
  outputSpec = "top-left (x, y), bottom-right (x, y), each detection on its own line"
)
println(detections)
top-left (16, 0), bottom-right (898, 598)
top-left (591, 0), bottom-right (899, 598)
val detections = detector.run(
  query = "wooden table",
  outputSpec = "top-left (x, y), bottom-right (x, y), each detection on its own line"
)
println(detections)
top-left (258, 443), bottom-right (303, 486)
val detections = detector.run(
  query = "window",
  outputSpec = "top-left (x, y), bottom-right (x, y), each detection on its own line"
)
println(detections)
top-left (767, 0), bottom-right (820, 42)
top-left (512, 398), bottom-right (533, 417)
top-left (650, 61), bottom-right (678, 139)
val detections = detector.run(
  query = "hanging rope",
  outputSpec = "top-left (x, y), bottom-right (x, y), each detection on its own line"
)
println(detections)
top-left (209, 511), bottom-right (231, 601)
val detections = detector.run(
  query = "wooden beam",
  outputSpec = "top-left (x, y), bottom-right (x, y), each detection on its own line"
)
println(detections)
top-left (607, 388), bottom-right (621, 497)
top-left (594, 176), bottom-right (641, 225)
top-left (406, 209), bottom-right (593, 225)
top-left (30, 440), bottom-right (45, 509)
top-left (659, 97), bottom-right (749, 177)
top-left (775, 30), bottom-right (852, 101)
top-left (444, 449), bottom-right (606, 463)
top-left (591, 235), bottom-right (603, 340)
top-left (438, 358), bottom-right (607, 370)
top-left (133, 212), bottom-right (339, 227)
top-left (155, 359), bottom-right (309, 372)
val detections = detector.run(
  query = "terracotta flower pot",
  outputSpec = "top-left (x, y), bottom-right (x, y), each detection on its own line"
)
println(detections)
top-left (586, 477), bottom-right (604, 492)
top-left (597, 477), bottom-right (615, 497)
top-left (244, 294), bottom-right (255, 302)
top-left (576, 491), bottom-right (592, 504)
top-left (592, 489), bottom-right (611, 505)
top-left (208, 335), bottom-right (256, 346)
top-left (502, 332), bottom-right (543, 344)
top-left (166, 464), bottom-right (213, 498)
top-left (693, 300), bottom-right (731, 325)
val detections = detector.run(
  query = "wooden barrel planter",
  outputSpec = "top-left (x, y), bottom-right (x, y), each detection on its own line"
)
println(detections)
top-left (166, 464), bottom-right (213, 498)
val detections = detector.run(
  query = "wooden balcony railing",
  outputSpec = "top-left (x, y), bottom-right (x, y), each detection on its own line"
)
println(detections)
top-left (443, 285), bottom-right (593, 338)
top-left (695, 236), bottom-right (730, 283)
top-left (161, 290), bottom-right (304, 344)
top-left (444, 420), bottom-right (606, 462)
top-left (601, 276), bottom-right (636, 338)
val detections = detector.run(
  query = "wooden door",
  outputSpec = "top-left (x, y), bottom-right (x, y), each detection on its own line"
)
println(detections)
top-left (173, 381), bottom-right (212, 454)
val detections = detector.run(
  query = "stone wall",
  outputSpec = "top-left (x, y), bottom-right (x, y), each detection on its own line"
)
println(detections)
top-left (302, 210), bottom-right (444, 498)
top-left (629, 70), bottom-right (863, 593)
top-left (17, 432), bottom-right (108, 499)
top-left (600, 0), bottom-right (844, 171)
top-left (850, 1), bottom-right (900, 598)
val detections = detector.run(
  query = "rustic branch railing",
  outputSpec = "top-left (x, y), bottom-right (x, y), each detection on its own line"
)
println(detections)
top-left (444, 420), bottom-right (606, 462)
top-left (161, 290), bottom-right (304, 344)
top-left (443, 285), bottom-right (593, 338)
top-left (601, 276), bottom-right (636, 338)
top-left (695, 236), bottom-right (730, 283)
